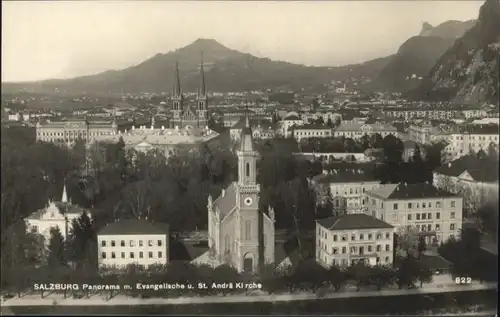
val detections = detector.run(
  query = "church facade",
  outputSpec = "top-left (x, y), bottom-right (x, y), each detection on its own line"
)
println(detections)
top-left (170, 58), bottom-right (210, 130)
top-left (207, 115), bottom-right (275, 272)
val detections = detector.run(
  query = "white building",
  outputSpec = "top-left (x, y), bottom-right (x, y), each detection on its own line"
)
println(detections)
top-left (316, 214), bottom-right (395, 268)
top-left (334, 123), bottom-right (398, 139)
top-left (97, 219), bottom-right (170, 269)
top-left (280, 113), bottom-right (304, 137)
top-left (312, 167), bottom-right (380, 214)
top-left (24, 185), bottom-right (88, 241)
top-left (441, 124), bottom-right (499, 159)
top-left (293, 124), bottom-right (333, 142)
top-left (229, 117), bottom-right (276, 141)
top-left (364, 183), bottom-right (463, 245)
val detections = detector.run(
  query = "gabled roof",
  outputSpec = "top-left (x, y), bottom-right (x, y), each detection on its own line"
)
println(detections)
top-left (25, 202), bottom-right (86, 220)
top-left (367, 183), bottom-right (457, 200)
top-left (98, 219), bottom-right (169, 235)
top-left (317, 214), bottom-right (393, 231)
top-left (212, 183), bottom-right (237, 220)
top-left (434, 154), bottom-right (499, 183)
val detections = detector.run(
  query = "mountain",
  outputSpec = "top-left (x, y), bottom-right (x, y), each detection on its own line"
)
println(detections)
top-left (419, 20), bottom-right (476, 38)
top-left (368, 20), bottom-right (476, 92)
top-left (411, 0), bottom-right (500, 104)
top-left (1, 39), bottom-right (387, 94)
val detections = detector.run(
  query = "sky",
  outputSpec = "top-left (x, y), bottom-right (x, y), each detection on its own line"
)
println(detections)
top-left (2, 1), bottom-right (483, 83)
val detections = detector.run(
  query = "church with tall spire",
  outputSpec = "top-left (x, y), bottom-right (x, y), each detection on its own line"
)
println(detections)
top-left (170, 52), bottom-right (210, 130)
top-left (204, 110), bottom-right (275, 273)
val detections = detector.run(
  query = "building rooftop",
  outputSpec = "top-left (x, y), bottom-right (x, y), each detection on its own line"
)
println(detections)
top-left (98, 219), bottom-right (169, 235)
top-left (434, 154), bottom-right (499, 183)
top-left (211, 183), bottom-right (237, 220)
top-left (294, 123), bottom-right (331, 130)
top-left (366, 183), bottom-right (457, 200)
top-left (26, 202), bottom-right (86, 220)
top-left (313, 168), bottom-right (378, 184)
top-left (335, 123), bottom-right (397, 132)
top-left (316, 214), bottom-right (393, 231)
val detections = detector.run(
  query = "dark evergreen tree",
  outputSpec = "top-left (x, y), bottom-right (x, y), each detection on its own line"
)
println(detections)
top-left (47, 227), bottom-right (67, 268)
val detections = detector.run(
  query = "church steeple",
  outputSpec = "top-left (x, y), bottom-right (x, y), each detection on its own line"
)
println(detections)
top-left (173, 61), bottom-right (182, 97)
top-left (199, 51), bottom-right (206, 97)
top-left (240, 106), bottom-right (254, 152)
top-left (237, 107), bottom-right (257, 185)
top-left (61, 182), bottom-right (68, 203)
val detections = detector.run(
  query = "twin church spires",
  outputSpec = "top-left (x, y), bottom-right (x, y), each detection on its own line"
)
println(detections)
top-left (171, 52), bottom-right (209, 130)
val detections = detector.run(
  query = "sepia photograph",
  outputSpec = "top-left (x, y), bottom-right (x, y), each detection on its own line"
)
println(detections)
top-left (1, 0), bottom-right (499, 315)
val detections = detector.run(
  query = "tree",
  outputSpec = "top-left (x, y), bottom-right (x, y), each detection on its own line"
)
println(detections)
top-left (487, 142), bottom-right (498, 157)
top-left (212, 264), bottom-right (240, 296)
top-left (368, 265), bottom-right (395, 290)
top-left (395, 226), bottom-right (419, 259)
top-left (326, 265), bottom-right (347, 291)
top-left (47, 227), bottom-right (67, 268)
top-left (417, 236), bottom-right (427, 256)
top-left (370, 133), bottom-right (383, 149)
top-left (292, 259), bottom-right (328, 292)
top-left (66, 212), bottom-right (96, 271)
top-left (360, 134), bottom-right (371, 151)
top-left (121, 181), bottom-right (151, 219)
top-left (395, 257), bottom-right (419, 289)
top-left (345, 261), bottom-right (371, 291)
top-left (415, 261), bottom-right (433, 287)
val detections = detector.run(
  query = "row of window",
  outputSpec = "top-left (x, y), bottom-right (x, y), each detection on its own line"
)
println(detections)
top-left (101, 251), bottom-right (163, 259)
top-left (101, 239), bottom-right (163, 247)
top-left (37, 131), bottom-right (114, 137)
top-left (414, 223), bottom-right (456, 232)
top-left (320, 256), bottom-right (391, 266)
top-left (318, 230), bottom-right (392, 241)
top-left (319, 243), bottom-right (391, 254)
top-left (393, 201), bottom-right (455, 210)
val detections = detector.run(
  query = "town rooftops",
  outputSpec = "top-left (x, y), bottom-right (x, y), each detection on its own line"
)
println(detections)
top-left (93, 128), bottom-right (219, 146)
top-left (98, 219), bottom-right (169, 236)
top-left (335, 123), bottom-right (397, 132)
top-left (456, 123), bottom-right (499, 135)
top-left (232, 117), bottom-right (275, 130)
top-left (25, 202), bottom-right (86, 220)
top-left (294, 123), bottom-right (331, 130)
top-left (283, 114), bottom-right (301, 121)
top-left (313, 168), bottom-right (378, 184)
top-left (316, 214), bottom-right (393, 231)
top-left (434, 154), bottom-right (499, 183)
top-left (366, 183), bottom-right (457, 200)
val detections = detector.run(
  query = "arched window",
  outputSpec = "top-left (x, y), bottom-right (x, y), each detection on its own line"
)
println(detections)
top-left (245, 221), bottom-right (251, 240)
top-left (246, 163), bottom-right (250, 177)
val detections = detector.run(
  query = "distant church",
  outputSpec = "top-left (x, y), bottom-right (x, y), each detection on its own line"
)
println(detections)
top-left (207, 114), bottom-right (275, 272)
top-left (170, 55), bottom-right (210, 130)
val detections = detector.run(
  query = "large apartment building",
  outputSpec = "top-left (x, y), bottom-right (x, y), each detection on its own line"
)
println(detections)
top-left (293, 124), bottom-right (333, 142)
top-left (333, 123), bottom-right (397, 139)
top-left (382, 109), bottom-right (454, 121)
top-left (36, 118), bottom-right (117, 146)
top-left (364, 183), bottom-right (463, 245)
top-left (442, 124), bottom-right (499, 159)
top-left (316, 214), bottom-right (395, 268)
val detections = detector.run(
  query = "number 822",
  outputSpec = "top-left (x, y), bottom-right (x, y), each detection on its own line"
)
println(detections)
top-left (455, 277), bottom-right (472, 284)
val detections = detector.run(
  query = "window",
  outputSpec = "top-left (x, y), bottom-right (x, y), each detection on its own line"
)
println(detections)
top-left (129, 240), bottom-right (135, 247)
top-left (350, 246), bottom-right (357, 253)
top-left (376, 257), bottom-right (380, 263)
top-left (341, 235), bottom-right (347, 241)
top-left (436, 212), bottom-right (440, 219)
top-left (408, 203), bottom-right (412, 209)
top-left (360, 233), bottom-right (364, 240)
top-left (342, 247), bottom-right (346, 254)
top-left (368, 233), bottom-right (372, 240)
top-left (427, 224), bottom-right (432, 231)
top-left (139, 240), bottom-right (143, 247)
top-left (101, 252), bottom-right (106, 259)
top-left (427, 213), bottom-right (431, 219)
top-left (416, 203), bottom-right (420, 208)
top-left (333, 248), bottom-right (338, 254)
top-left (385, 232), bottom-right (391, 239)
top-left (139, 251), bottom-right (143, 258)
top-left (451, 201), bottom-right (456, 208)
top-left (416, 224), bottom-right (421, 231)
top-left (450, 224), bottom-right (455, 230)
top-left (368, 245), bottom-right (372, 252)
top-left (111, 252), bottom-right (116, 259)
top-left (111, 240), bottom-right (116, 247)
top-left (333, 235), bottom-right (337, 242)
top-left (422, 203), bottom-right (426, 208)
top-left (351, 234), bottom-right (356, 241)
top-left (408, 214), bottom-right (412, 220)
top-left (158, 252), bottom-right (163, 258)
top-left (416, 213), bottom-right (421, 220)
top-left (148, 252), bottom-right (153, 258)
top-left (450, 212), bottom-right (455, 219)
top-left (428, 202), bottom-right (432, 208)
top-left (101, 240), bottom-right (106, 247)
top-left (376, 245), bottom-right (381, 252)
top-left (148, 240), bottom-right (153, 247)
top-left (435, 224), bottom-right (440, 231)
top-left (385, 257), bottom-right (390, 263)
top-left (393, 203), bottom-right (398, 210)
top-left (385, 244), bottom-right (390, 251)
top-left (422, 213), bottom-right (427, 220)
top-left (246, 163), bottom-right (250, 177)
top-left (245, 221), bottom-right (251, 240)
top-left (121, 240), bottom-right (125, 247)
top-left (130, 252), bottom-right (134, 259)
top-left (121, 252), bottom-right (125, 258)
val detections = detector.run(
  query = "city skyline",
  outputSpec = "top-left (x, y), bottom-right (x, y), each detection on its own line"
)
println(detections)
top-left (2, 1), bottom-right (482, 82)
